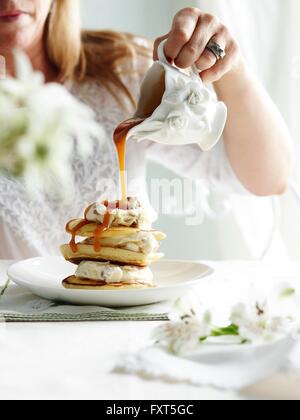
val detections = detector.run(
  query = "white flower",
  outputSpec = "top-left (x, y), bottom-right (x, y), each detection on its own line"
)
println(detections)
top-left (230, 303), bottom-right (288, 344)
top-left (0, 50), bottom-right (104, 198)
top-left (152, 315), bottom-right (212, 356)
top-left (229, 282), bottom-right (298, 344)
top-left (151, 282), bottom-right (299, 356)
top-left (168, 295), bottom-right (205, 322)
top-left (152, 297), bottom-right (212, 355)
top-left (0, 50), bottom-right (44, 100)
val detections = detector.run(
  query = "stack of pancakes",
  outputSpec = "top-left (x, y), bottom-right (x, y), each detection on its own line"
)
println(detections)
top-left (61, 197), bottom-right (166, 290)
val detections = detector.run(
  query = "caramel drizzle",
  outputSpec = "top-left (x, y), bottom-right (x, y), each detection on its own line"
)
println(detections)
top-left (113, 118), bottom-right (145, 202)
top-left (93, 211), bottom-right (111, 252)
top-left (67, 117), bottom-right (145, 254)
top-left (67, 201), bottom-right (121, 254)
top-left (67, 209), bottom-right (111, 254)
top-left (67, 220), bottom-right (91, 253)
top-left (112, 69), bottom-right (165, 201)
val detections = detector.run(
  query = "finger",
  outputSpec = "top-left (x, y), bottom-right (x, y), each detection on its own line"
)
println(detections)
top-left (195, 30), bottom-right (228, 72)
top-left (175, 13), bottom-right (220, 69)
top-left (153, 34), bottom-right (170, 61)
top-left (164, 9), bottom-right (200, 61)
top-left (200, 41), bottom-right (239, 84)
top-left (195, 49), bottom-right (217, 73)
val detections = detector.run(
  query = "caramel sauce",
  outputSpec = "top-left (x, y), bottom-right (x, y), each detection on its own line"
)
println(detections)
top-left (93, 211), bottom-right (111, 252)
top-left (67, 70), bottom-right (166, 255)
top-left (67, 206), bottom-right (112, 254)
top-left (113, 70), bottom-right (166, 202)
top-left (67, 220), bottom-right (91, 253)
top-left (113, 118), bottom-right (145, 202)
top-left (67, 117), bottom-right (147, 254)
top-left (103, 199), bottom-right (125, 210)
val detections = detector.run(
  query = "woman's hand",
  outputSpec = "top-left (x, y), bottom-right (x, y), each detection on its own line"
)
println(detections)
top-left (154, 7), bottom-right (293, 196)
top-left (154, 7), bottom-right (241, 84)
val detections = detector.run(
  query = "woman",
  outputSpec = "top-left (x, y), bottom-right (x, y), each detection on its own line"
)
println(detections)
top-left (0, 0), bottom-right (293, 259)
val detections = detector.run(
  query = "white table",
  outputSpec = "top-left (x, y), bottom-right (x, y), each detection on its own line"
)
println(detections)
top-left (1, 260), bottom-right (300, 400)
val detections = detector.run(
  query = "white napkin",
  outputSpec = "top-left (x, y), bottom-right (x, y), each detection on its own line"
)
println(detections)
top-left (115, 335), bottom-right (297, 391)
top-left (115, 261), bottom-right (300, 390)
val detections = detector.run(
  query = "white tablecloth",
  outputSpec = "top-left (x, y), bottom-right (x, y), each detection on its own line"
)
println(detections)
top-left (1, 260), bottom-right (300, 400)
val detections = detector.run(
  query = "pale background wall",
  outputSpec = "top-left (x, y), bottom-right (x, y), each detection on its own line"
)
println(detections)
top-left (80, 0), bottom-right (300, 261)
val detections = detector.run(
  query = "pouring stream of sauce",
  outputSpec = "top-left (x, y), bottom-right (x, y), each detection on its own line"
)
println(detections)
top-left (68, 118), bottom-right (145, 254)
top-left (113, 118), bottom-right (145, 202)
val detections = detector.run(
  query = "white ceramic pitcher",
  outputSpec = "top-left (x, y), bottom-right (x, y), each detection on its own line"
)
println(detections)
top-left (127, 40), bottom-right (228, 151)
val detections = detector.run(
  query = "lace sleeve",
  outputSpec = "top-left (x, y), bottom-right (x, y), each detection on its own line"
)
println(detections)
top-left (145, 139), bottom-right (248, 195)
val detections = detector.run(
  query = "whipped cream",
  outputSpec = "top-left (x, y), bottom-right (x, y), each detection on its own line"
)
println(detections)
top-left (87, 231), bottom-right (160, 255)
top-left (128, 52), bottom-right (227, 151)
top-left (85, 197), bottom-right (156, 229)
top-left (76, 261), bottom-right (154, 284)
top-left (122, 232), bottom-right (159, 254)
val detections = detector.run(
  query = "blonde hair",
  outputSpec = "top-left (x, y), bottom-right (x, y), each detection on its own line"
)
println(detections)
top-left (47, 0), bottom-right (152, 110)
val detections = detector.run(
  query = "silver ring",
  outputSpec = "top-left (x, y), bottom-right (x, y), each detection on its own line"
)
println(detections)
top-left (206, 41), bottom-right (226, 60)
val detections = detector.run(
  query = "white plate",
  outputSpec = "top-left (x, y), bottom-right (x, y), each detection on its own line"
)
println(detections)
top-left (8, 257), bottom-right (213, 307)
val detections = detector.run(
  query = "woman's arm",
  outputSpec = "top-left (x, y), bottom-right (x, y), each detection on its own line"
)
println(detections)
top-left (154, 7), bottom-right (293, 196)
top-left (213, 59), bottom-right (293, 196)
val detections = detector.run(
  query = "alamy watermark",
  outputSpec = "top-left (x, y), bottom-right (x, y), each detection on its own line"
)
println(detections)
top-left (94, 175), bottom-right (228, 227)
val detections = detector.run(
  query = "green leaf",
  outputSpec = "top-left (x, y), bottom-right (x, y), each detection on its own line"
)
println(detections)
top-left (211, 324), bottom-right (240, 337)
top-left (35, 144), bottom-right (49, 161)
top-left (280, 288), bottom-right (296, 299)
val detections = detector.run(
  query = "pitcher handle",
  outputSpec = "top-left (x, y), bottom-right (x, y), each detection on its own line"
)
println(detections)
top-left (157, 39), bottom-right (202, 81)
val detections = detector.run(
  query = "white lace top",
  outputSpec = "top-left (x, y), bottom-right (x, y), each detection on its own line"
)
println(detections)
top-left (0, 66), bottom-right (243, 260)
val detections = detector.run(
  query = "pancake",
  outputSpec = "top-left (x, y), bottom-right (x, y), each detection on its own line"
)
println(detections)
top-left (61, 198), bottom-right (165, 290)
top-left (62, 275), bottom-right (154, 290)
top-left (82, 231), bottom-right (160, 255)
top-left (60, 243), bottom-right (164, 266)
top-left (66, 220), bottom-right (166, 241)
